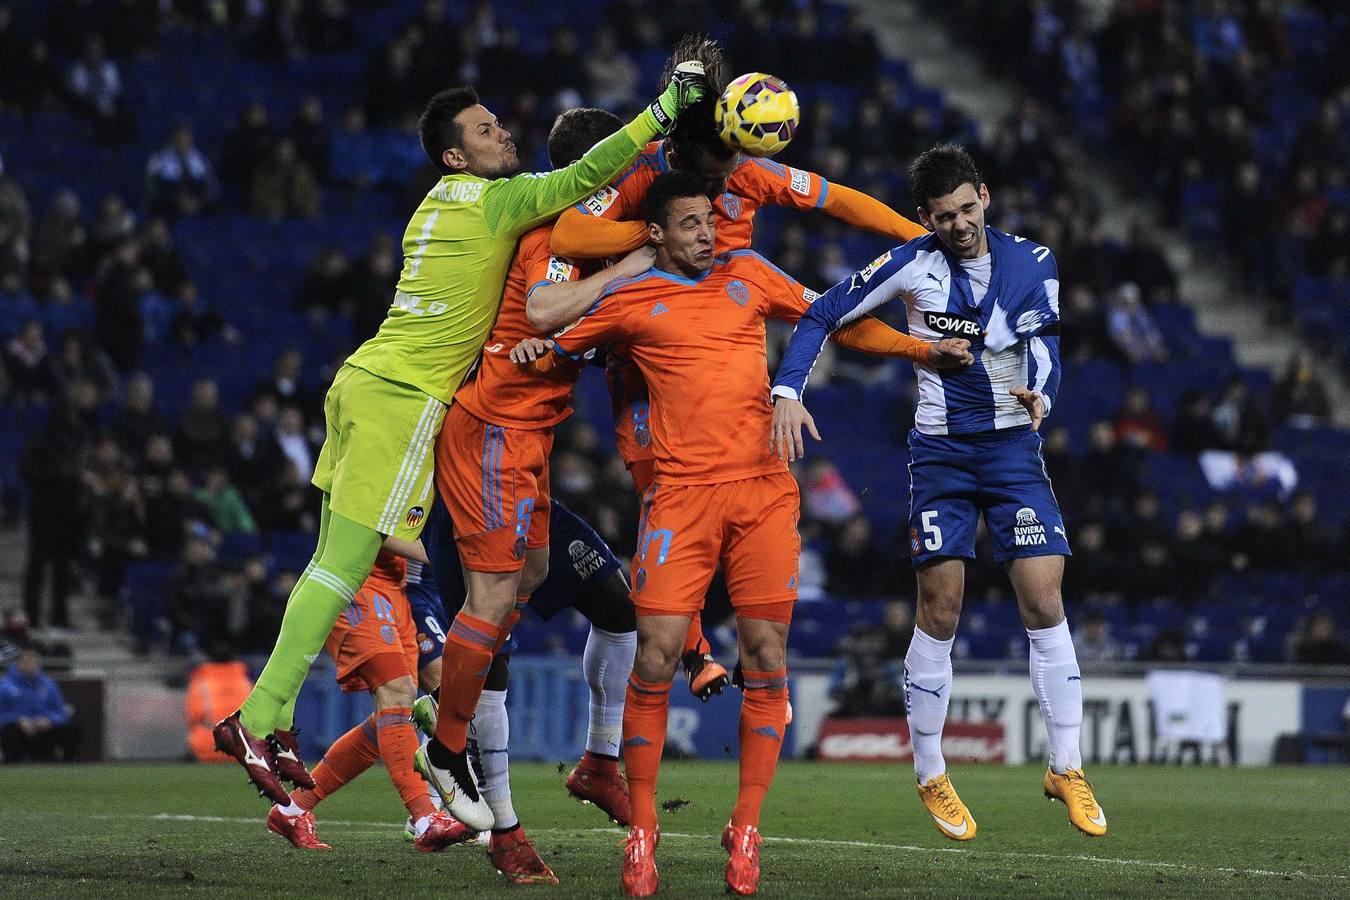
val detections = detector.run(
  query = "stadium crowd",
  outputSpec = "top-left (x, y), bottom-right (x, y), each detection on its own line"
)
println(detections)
top-left (1, 0), bottom-right (1347, 668)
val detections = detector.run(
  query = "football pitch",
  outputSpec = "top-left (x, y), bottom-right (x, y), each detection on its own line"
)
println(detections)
top-left (2, 762), bottom-right (1347, 897)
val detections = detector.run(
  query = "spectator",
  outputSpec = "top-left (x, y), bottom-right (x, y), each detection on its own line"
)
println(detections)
top-left (91, 239), bottom-right (144, 371)
top-left (274, 405), bottom-right (316, 482)
top-left (1271, 349), bottom-right (1330, 427)
top-left (194, 467), bottom-right (258, 535)
top-left (1173, 388), bottom-right (1221, 453)
top-left (136, 266), bottom-right (177, 345)
top-left (1285, 492), bottom-right (1336, 573)
top-left (330, 106), bottom-right (381, 188)
top-left (1113, 385), bottom-right (1169, 451)
top-left (537, 26), bottom-right (590, 101)
top-left (3, 318), bottom-right (54, 404)
top-left (89, 193), bottom-right (136, 259)
top-left (1222, 161), bottom-right (1276, 298)
top-left (185, 645), bottom-right (253, 762)
top-left (176, 377), bottom-right (231, 472)
top-left (824, 514), bottom-right (887, 598)
top-left (1292, 613), bottom-right (1350, 665)
top-left (81, 436), bottom-right (148, 611)
top-left (163, 534), bottom-right (228, 655)
top-left (0, 644), bottom-right (77, 763)
top-left (66, 35), bottom-right (131, 144)
top-left (351, 232), bottom-right (401, 338)
top-left (1211, 376), bottom-right (1268, 452)
top-left (255, 348), bottom-right (311, 413)
top-left (1118, 221), bottom-right (1179, 305)
top-left (881, 600), bottom-right (913, 660)
top-left (1105, 282), bottom-right (1168, 364)
top-left (1073, 612), bottom-right (1121, 663)
top-left (1062, 521), bottom-right (1122, 603)
top-left (1123, 538), bottom-right (1176, 606)
top-left (141, 466), bottom-right (211, 560)
top-left (226, 413), bottom-right (282, 506)
top-left (802, 458), bottom-right (861, 525)
top-left (1058, 284), bottom-right (1112, 362)
top-left (826, 625), bottom-right (905, 717)
top-left (288, 95), bottom-right (331, 181)
top-left (302, 0), bottom-right (359, 54)
top-left (1172, 509), bottom-right (1226, 601)
top-left (37, 277), bottom-right (93, 338)
top-left (295, 245), bottom-right (355, 319)
top-left (255, 459), bottom-right (316, 533)
top-left (586, 27), bottom-right (639, 111)
top-left (31, 190), bottom-right (87, 281)
top-left (1144, 628), bottom-right (1187, 663)
top-left (46, 329), bottom-right (116, 399)
top-left (249, 138), bottom-right (320, 220)
top-left (170, 279), bottom-right (229, 350)
top-left (219, 100), bottom-right (274, 187)
top-left (138, 217), bottom-right (188, 295)
top-left (108, 373), bottom-right (168, 457)
top-left (146, 125), bottom-right (218, 216)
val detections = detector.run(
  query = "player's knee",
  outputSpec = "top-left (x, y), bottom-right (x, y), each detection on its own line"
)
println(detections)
top-left (737, 618), bottom-right (789, 672)
top-left (633, 637), bottom-right (682, 683)
top-left (373, 674), bottom-right (417, 709)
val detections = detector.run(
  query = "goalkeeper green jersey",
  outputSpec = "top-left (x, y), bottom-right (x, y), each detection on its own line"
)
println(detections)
top-left (345, 122), bottom-right (654, 403)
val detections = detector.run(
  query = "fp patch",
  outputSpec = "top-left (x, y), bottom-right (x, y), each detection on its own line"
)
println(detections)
top-left (860, 250), bottom-right (893, 282)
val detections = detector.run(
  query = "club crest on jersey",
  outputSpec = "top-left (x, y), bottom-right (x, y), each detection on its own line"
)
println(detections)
top-left (405, 506), bottom-right (425, 528)
top-left (583, 186), bottom-right (619, 216)
top-left (726, 280), bottom-right (749, 306)
top-left (923, 311), bottom-right (982, 338)
top-left (1013, 507), bottom-right (1048, 547)
top-left (860, 250), bottom-right (892, 282)
top-left (546, 257), bottom-right (576, 284)
top-left (720, 193), bottom-right (743, 219)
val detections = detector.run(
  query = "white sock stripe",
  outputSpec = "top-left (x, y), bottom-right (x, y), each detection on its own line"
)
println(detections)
top-left (377, 396), bottom-right (443, 533)
top-left (308, 567), bottom-right (357, 601)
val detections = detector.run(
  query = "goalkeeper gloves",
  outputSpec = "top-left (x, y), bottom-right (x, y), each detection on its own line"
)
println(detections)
top-left (646, 60), bottom-right (707, 134)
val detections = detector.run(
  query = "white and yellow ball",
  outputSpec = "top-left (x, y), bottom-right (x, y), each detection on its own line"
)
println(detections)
top-left (715, 72), bottom-right (801, 158)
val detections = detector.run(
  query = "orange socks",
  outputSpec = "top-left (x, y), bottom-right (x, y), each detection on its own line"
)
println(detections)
top-left (681, 612), bottom-right (705, 656)
top-left (376, 707), bottom-right (436, 822)
top-left (293, 714), bottom-right (380, 810)
top-left (622, 673), bottom-right (671, 832)
top-left (732, 668), bottom-right (789, 829)
top-left (434, 611), bottom-right (499, 752)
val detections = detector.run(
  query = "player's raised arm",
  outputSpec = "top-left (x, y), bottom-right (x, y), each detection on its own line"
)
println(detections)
top-left (526, 246), bottom-right (656, 332)
top-left (734, 158), bottom-right (928, 243)
top-left (551, 205), bottom-right (650, 258)
top-left (482, 62), bottom-right (707, 238)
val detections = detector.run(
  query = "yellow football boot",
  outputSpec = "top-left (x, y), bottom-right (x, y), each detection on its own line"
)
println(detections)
top-left (917, 773), bottom-right (976, 841)
top-left (1043, 768), bottom-right (1107, 836)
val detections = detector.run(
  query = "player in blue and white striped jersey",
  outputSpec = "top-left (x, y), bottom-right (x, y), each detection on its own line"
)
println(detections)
top-left (770, 145), bottom-right (1106, 842)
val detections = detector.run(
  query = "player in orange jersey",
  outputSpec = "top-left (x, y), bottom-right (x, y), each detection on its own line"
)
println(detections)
top-left (522, 172), bottom-right (970, 897)
top-left (265, 550), bottom-right (469, 853)
top-left (547, 37), bottom-right (930, 699)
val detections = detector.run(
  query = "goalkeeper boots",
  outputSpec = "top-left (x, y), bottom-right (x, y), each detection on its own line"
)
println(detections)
top-left (917, 773), bottom-right (977, 841)
top-left (268, 728), bottom-right (316, 789)
top-left (621, 826), bottom-right (660, 897)
top-left (267, 805), bottom-right (330, 850)
top-left (212, 711), bottom-right (291, 804)
top-left (566, 751), bottom-right (631, 825)
top-left (1043, 767), bottom-right (1107, 836)
top-left (683, 643), bottom-right (729, 701)
top-left (490, 825), bottom-right (559, 884)
top-left (414, 741), bottom-right (494, 832)
top-left (722, 822), bottom-right (763, 896)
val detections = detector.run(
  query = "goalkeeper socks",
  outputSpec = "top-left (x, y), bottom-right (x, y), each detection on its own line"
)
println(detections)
top-left (433, 611), bottom-right (500, 753)
top-left (732, 668), bottom-right (789, 829)
top-left (681, 612), bottom-right (706, 656)
top-left (376, 707), bottom-right (436, 823)
top-left (472, 689), bottom-right (518, 831)
top-left (904, 627), bottom-right (954, 785)
top-left (623, 674), bottom-right (672, 832)
top-left (1027, 620), bottom-right (1084, 773)
top-left (295, 714), bottom-right (381, 810)
top-left (582, 626), bottom-right (635, 757)
top-left (240, 510), bottom-right (382, 735)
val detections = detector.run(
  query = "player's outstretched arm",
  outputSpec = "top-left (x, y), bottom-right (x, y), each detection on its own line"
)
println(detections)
top-left (770, 396), bottom-right (820, 463)
top-left (551, 207), bottom-right (649, 259)
top-left (527, 246), bottom-right (655, 331)
top-left (484, 62), bottom-right (706, 238)
top-left (833, 317), bottom-right (973, 368)
top-left (820, 182), bottom-right (928, 243)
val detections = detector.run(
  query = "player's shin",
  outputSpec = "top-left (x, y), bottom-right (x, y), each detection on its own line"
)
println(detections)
top-left (1027, 620), bottom-right (1083, 773)
top-left (583, 626), bottom-right (635, 758)
top-left (293, 714), bottom-right (381, 811)
top-left (472, 688), bottom-right (518, 830)
top-left (904, 628), bottom-right (955, 784)
top-left (432, 611), bottom-right (499, 753)
top-left (732, 667), bottom-right (789, 829)
top-left (622, 674), bottom-right (672, 832)
top-left (375, 707), bottom-right (438, 827)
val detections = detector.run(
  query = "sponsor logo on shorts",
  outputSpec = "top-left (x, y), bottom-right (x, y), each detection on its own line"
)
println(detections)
top-left (1013, 506), bottom-right (1048, 547)
top-left (380, 624), bottom-right (397, 645)
top-left (859, 250), bottom-right (892, 282)
top-left (923, 311), bottom-right (982, 338)
top-left (634, 567), bottom-right (647, 592)
top-left (405, 506), bottom-right (425, 528)
top-left (726, 279), bottom-right (749, 307)
top-left (789, 167), bottom-right (811, 196)
top-left (583, 186), bottom-right (619, 216)
top-left (568, 539), bottom-right (607, 579)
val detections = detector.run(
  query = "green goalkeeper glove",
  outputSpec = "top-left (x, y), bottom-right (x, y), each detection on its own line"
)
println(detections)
top-left (646, 60), bottom-right (707, 134)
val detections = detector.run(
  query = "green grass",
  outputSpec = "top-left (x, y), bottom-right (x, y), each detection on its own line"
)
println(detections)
top-left (1, 761), bottom-right (1347, 897)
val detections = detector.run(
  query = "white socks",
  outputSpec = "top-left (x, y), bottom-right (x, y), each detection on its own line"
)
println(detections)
top-left (470, 689), bottom-right (518, 831)
top-left (583, 626), bottom-right (635, 758)
top-left (1027, 619), bottom-right (1083, 773)
top-left (276, 799), bottom-right (306, 817)
top-left (904, 627), bottom-right (954, 785)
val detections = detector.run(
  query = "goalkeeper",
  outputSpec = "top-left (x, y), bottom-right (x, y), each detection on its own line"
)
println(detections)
top-left (212, 64), bottom-right (708, 807)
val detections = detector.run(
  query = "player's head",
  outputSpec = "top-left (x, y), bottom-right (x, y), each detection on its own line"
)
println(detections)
top-left (663, 34), bottom-right (737, 195)
top-left (909, 143), bottom-right (990, 260)
top-left (418, 86), bottom-right (518, 179)
top-left (644, 171), bottom-right (716, 278)
top-left (547, 107), bottom-right (623, 168)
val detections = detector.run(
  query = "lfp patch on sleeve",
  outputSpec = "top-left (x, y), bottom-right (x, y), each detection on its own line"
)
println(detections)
top-left (546, 257), bottom-right (576, 283)
top-left (859, 250), bottom-right (893, 282)
top-left (583, 186), bottom-right (619, 216)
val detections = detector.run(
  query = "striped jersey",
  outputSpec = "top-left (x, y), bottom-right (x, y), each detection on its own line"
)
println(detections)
top-left (772, 227), bottom-right (1062, 435)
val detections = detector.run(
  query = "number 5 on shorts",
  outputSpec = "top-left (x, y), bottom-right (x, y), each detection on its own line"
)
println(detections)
top-left (921, 510), bottom-right (943, 552)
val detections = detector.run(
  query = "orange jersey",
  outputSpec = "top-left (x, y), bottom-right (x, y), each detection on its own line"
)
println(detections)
top-left (551, 250), bottom-right (815, 485)
top-left (369, 549), bottom-right (407, 589)
top-left (454, 223), bottom-right (588, 429)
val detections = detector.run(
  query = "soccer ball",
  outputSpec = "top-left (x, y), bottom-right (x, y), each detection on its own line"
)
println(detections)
top-left (715, 72), bottom-right (801, 158)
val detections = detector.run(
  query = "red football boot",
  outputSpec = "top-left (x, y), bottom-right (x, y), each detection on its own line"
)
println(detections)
top-left (266, 805), bottom-right (331, 850)
top-left (565, 752), bottom-right (632, 825)
top-left (212, 711), bottom-right (291, 804)
top-left (489, 825), bottom-right (559, 884)
top-left (621, 826), bottom-right (660, 897)
top-left (268, 728), bottom-right (316, 789)
top-left (414, 809), bottom-right (473, 852)
top-left (722, 822), bottom-right (763, 896)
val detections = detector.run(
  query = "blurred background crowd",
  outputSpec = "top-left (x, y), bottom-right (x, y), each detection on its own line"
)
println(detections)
top-left (1, 0), bottom-right (1348, 706)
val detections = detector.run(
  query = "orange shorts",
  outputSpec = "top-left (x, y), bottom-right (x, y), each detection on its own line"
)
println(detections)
top-left (631, 471), bottom-right (801, 618)
top-left (436, 403), bottom-right (551, 572)
top-left (325, 579), bottom-right (418, 693)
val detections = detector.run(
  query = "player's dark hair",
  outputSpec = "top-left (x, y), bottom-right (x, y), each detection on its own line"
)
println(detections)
top-left (418, 85), bottom-right (480, 174)
top-left (644, 171), bottom-right (713, 226)
top-left (663, 34), bottom-right (734, 167)
top-left (908, 143), bottom-right (983, 209)
top-left (547, 107), bottom-right (623, 168)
